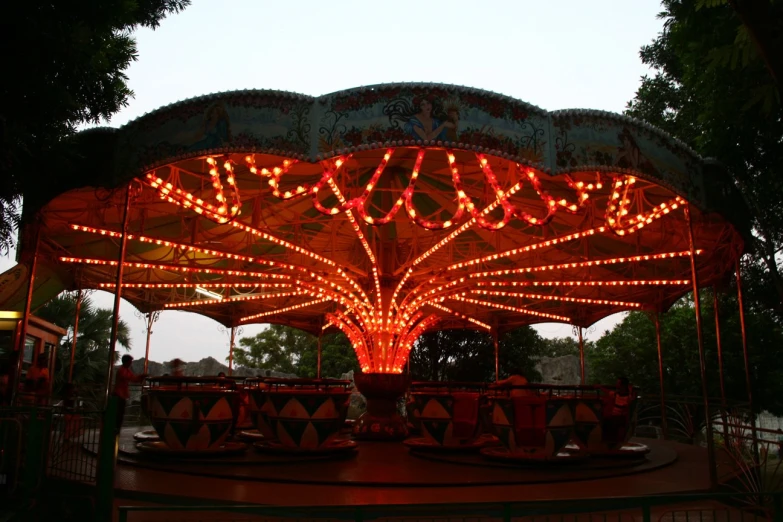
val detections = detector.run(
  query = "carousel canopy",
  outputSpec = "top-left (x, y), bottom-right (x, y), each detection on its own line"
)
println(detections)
top-left (3, 83), bottom-right (748, 373)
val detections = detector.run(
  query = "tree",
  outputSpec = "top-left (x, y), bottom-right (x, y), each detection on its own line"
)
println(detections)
top-left (409, 327), bottom-right (547, 382)
top-left (625, 0), bottom-right (783, 318)
top-left (0, 0), bottom-right (190, 253)
top-left (588, 292), bottom-right (783, 415)
top-left (35, 292), bottom-right (132, 401)
top-left (233, 325), bottom-right (359, 378)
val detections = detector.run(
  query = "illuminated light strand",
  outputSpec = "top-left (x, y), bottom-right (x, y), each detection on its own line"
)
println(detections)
top-left (391, 314), bottom-right (440, 372)
top-left (69, 224), bottom-right (366, 310)
top-left (562, 173), bottom-right (603, 210)
top-left (96, 282), bottom-right (291, 290)
top-left (427, 302), bottom-right (491, 330)
top-left (327, 311), bottom-right (373, 371)
top-left (351, 149), bottom-right (409, 226)
top-left (605, 175), bottom-right (635, 230)
top-left (146, 157), bottom-right (240, 223)
top-left (449, 295), bottom-right (571, 322)
top-left (163, 290), bottom-right (307, 309)
top-left (59, 257), bottom-right (292, 280)
top-left (402, 149), bottom-right (465, 231)
top-left (69, 224), bottom-right (314, 275)
top-left (447, 227), bottom-right (606, 271)
top-left (229, 220), bottom-right (335, 266)
top-left (407, 178), bottom-right (527, 274)
top-left (318, 158), bottom-right (381, 307)
top-left (474, 279), bottom-right (691, 288)
top-left (469, 249), bottom-right (702, 279)
top-left (244, 157), bottom-right (302, 200)
top-left (143, 175), bottom-right (336, 268)
top-left (312, 156), bottom-right (351, 216)
top-left (475, 155), bottom-right (558, 227)
top-left (469, 290), bottom-right (643, 309)
top-left (238, 297), bottom-right (331, 323)
top-left (611, 196), bottom-right (685, 237)
top-left (405, 149), bottom-right (452, 230)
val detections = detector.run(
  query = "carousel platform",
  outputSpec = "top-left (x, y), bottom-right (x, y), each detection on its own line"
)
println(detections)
top-left (104, 427), bottom-right (714, 508)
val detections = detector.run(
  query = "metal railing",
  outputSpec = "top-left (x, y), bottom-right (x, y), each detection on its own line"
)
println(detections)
top-left (117, 492), bottom-right (782, 522)
top-left (46, 405), bottom-right (103, 483)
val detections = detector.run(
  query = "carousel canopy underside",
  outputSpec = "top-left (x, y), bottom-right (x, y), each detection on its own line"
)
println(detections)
top-left (6, 84), bottom-right (745, 372)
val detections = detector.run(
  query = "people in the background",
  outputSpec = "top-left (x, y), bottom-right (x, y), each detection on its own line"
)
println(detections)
top-left (26, 354), bottom-right (50, 405)
top-left (602, 376), bottom-right (632, 442)
top-left (217, 372), bottom-right (226, 378)
top-left (170, 358), bottom-right (184, 377)
top-left (113, 355), bottom-right (146, 435)
top-left (491, 368), bottom-right (531, 397)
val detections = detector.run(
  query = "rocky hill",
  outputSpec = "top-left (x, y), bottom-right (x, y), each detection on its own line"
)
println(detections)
top-left (121, 356), bottom-right (298, 379)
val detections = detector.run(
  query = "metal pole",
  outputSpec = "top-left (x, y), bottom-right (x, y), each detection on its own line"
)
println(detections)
top-left (228, 326), bottom-right (236, 377)
top-left (12, 224), bottom-right (40, 404)
top-left (577, 326), bottom-right (585, 385)
top-left (685, 204), bottom-right (717, 488)
top-left (493, 329), bottom-right (500, 382)
top-left (713, 286), bottom-right (730, 445)
top-left (317, 333), bottom-right (322, 379)
top-left (143, 311), bottom-right (158, 375)
top-left (104, 186), bottom-right (132, 407)
top-left (68, 289), bottom-right (84, 384)
top-left (735, 258), bottom-right (760, 461)
top-left (653, 312), bottom-right (668, 439)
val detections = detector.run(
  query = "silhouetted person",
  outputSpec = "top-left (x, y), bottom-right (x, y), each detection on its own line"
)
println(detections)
top-left (492, 368), bottom-right (531, 397)
top-left (170, 358), bottom-right (184, 377)
top-left (25, 354), bottom-right (50, 405)
top-left (113, 355), bottom-right (146, 435)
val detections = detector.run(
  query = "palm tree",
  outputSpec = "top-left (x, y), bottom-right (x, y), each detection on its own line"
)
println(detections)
top-left (36, 292), bottom-right (132, 402)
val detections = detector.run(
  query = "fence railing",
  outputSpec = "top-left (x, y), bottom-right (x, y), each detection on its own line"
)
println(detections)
top-left (117, 492), bottom-right (783, 522)
top-left (46, 405), bottom-right (103, 483)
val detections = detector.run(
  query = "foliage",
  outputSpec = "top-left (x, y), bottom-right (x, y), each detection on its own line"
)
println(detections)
top-left (588, 292), bottom-right (783, 415)
top-left (35, 292), bottom-right (132, 402)
top-left (0, 0), bottom-right (190, 253)
top-left (408, 327), bottom-right (550, 382)
top-left (233, 324), bottom-right (359, 378)
top-left (625, 0), bottom-right (783, 318)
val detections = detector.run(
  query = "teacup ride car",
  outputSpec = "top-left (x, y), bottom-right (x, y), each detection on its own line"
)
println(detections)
top-left (138, 376), bottom-right (246, 456)
top-left (570, 385), bottom-right (646, 457)
top-left (480, 384), bottom-right (584, 463)
top-left (254, 378), bottom-right (356, 455)
top-left (404, 381), bottom-right (489, 452)
top-left (243, 377), bottom-right (275, 440)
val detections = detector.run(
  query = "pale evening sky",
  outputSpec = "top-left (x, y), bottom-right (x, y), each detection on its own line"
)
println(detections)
top-left (1, 0), bottom-right (665, 364)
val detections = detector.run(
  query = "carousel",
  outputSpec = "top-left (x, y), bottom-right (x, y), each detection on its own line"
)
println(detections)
top-left (0, 83), bottom-right (749, 488)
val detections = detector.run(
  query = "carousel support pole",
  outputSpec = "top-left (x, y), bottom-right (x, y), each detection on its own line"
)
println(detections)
top-left (142, 311), bottom-right (158, 375)
top-left (104, 186), bottom-right (132, 408)
top-left (685, 205), bottom-right (717, 489)
top-left (577, 326), bottom-right (585, 385)
top-left (68, 289), bottom-right (84, 384)
top-left (653, 313), bottom-right (669, 439)
top-left (713, 287), bottom-right (730, 446)
top-left (228, 326), bottom-right (236, 377)
top-left (317, 332), bottom-right (322, 379)
top-left (493, 329), bottom-right (500, 382)
top-left (735, 258), bottom-right (760, 463)
top-left (12, 224), bottom-right (40, 404)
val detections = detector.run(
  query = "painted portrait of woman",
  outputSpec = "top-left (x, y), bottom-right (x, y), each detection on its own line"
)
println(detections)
top-left (384, 95), bottom-right (456, 141)
top-left (189, 102), bottom-right (232, 151)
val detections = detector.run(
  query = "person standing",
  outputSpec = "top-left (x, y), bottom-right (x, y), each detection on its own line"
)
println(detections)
top-left (113, 355), bottom-right (146, 435)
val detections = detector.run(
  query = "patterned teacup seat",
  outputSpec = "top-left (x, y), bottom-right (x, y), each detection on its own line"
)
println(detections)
top-left (264, 379), bottom-right (352, 450)
top-left (145, 377), bottom-right (240, 451)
